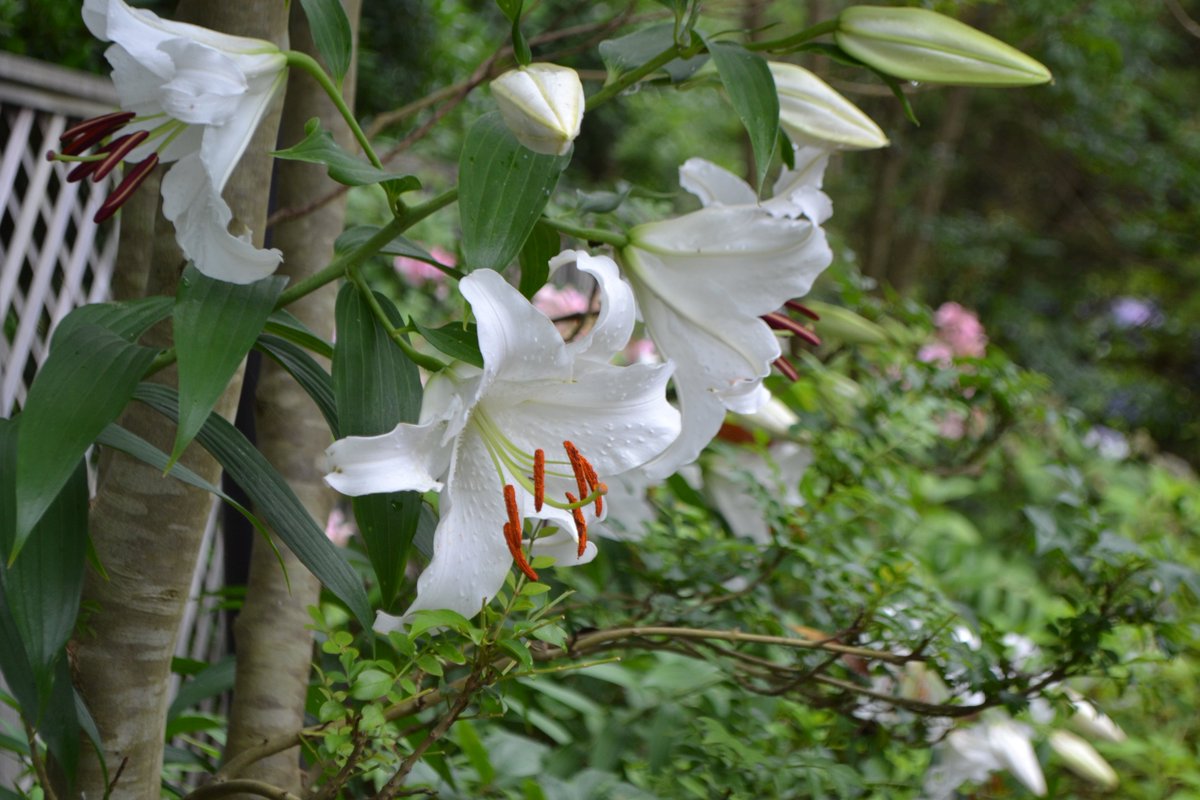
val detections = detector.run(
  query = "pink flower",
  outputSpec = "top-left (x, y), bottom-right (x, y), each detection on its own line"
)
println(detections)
top-left (394, 245), bottom-right (455, 287)
top-left (918, 341), bottom-right (955, 367)
top-left (621, 337), bottom-right (659, 365)
top-left (324, 506), bottom-right (356, 548)
top-left (532, 284), bottom-right (593, 319)
top-left (934, 302), bottom-right (988, 358)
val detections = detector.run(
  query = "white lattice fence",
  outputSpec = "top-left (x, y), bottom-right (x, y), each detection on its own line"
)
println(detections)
top-left (0, 52), bottom-right (121, 417)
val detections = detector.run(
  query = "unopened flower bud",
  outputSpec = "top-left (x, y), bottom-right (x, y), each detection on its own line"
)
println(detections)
top-left (490, 63), bottom-right (585, 156)
top-left (769, 62), bottom-right (889, 150)
top-left (1049, 730), bottom-right (1119, 789)
top-left (835, 6), bottom-right (1052, 87)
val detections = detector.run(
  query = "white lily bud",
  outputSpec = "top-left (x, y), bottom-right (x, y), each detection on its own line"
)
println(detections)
top-left (835, 6), bottom-right (1052, 87)
top-left (1068, 694), bottom-right (1127, 743)
top-left (1049, 730), bottom-right (1120, 789)
top-left (738, 396), bottom-right (799, 436)
top-left (490, 63), bottom-right (585, 156)
top-left (769, 62), bottom-right (889, 150)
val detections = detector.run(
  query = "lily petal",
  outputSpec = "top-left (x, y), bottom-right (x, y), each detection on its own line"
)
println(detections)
top-left (550, 250), bottom-right (637, 365)
top-left (324, 401), bottom-right (460, 496)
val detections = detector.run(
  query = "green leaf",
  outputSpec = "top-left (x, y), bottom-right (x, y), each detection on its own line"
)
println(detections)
top-left (51, 295), bottom-right (172, 345)
top-left (274, 119), bottom-right (421, 188)
top-left (2, 451), bottom-right (87, 674)
top-left (518, 221), bottom-right (560, 299)
top-left (458, 112), bottom-right (570, 271)
top-left (705, 38), bottom-right (779, 190)
top-left (407, 609), bottom-right (473, 640)
top-left (0, 419), bottom-right (38, 715)
top-left (95, 423), bottom-right (271, 543)
top-left (265, 310), bottom-right (334, 360)
top-left (255, 335), bottom-right (339, 435)
top-left (415, 322), bottom-right (483, 368)
top-left (598, 24), bottom-right (708, 84)
top-left (14, 324), bottom-right (157, 554)
top-left (133, 383), bottom-right (373, 630)
top-left (299, 0), bottom-right (353, 85)
top-left (333, 285), bottom-right (423, 610)
top-left (172, 266), bottom-right (286, 465)
top-left (167, 656), bottom-right (236, 722)
top-left (455, 720), bottom-right (495, 784)
top-left (350, 668), bottom-right (393, 700)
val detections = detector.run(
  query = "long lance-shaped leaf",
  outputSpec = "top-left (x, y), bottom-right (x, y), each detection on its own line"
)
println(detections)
top-left (705, 37), bottom-right (779, 191)
top-left (459, 111), bottom-right (571, 271)
top-left (298, 0), bottom-right (353, 85)
top-left (171, 266), bottom-right (287, 465)
top-left (50, 295), bottom-right (173, 345)
top-left (255, 335), bottom-right (339, 435)
top-left (333, 286), bottom-right (423, 611)
top-left (14, 323), bottom-right (158, 555)
top-left (265, 309), bottom-right (335, 360)
top-left (132, 383), bottom-right (372, 629)
top-left (0, 419), bottom-right (37, 715)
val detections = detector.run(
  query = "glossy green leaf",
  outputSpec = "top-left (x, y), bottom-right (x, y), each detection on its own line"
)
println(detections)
top-left (275, 118), bottom-right (420, 188)
top-left (415, 321), bottom-right (483, 368)
top-left (518, 221), bottom-right (560, 299)
top-left (458, 112), bottom-right (570, 271)
top-left (598, 23), bottom-right (708, 84)
top-left (299, 0), bottom-right (353, 85)
top-left (705, 38), bottom-right (779, 190)
top-left (265, 309), bottom-right (335, 360)
top-left (333, 285), bottom-right (423, 611)
top-left (172, 266), bottom-right (286, 465)
top-left (14, 323), bottom-right (157, 554)
top-left (255, 335), bottom-right (339, 435)
top-left (51, 295), bottom-right (172, 345)
top-left (133, 383), bottom-right (372, 630)
top-left (95, 423), bottom-right (271, 542)
top-left (167, 656), bottom-right (236, 722)
top-left (0, 419), bottom-right (37, 715)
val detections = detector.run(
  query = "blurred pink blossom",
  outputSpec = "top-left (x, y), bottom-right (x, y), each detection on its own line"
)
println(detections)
top-left (622, 337), bottom-right (659, 365)
top-left (324, 506), bottom-right (356, 548)
top-left (394, 245), bottom-right (455, 289)
top-left (934, 302), bottom-right (988, 358)
top-left (532, 284), bottom-right (593, 319)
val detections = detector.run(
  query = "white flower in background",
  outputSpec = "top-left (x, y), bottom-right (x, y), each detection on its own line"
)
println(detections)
top-left (1067, 690), bottom-right (1126, 743)
top-left (491, 63), bottom-right (585, 156)
top-left (56, 0), bottom-right (286, 283)
top-left (705, 442), bottom-right (812, 545)
top-left (619, 150), bottom-right (833, 479)
top-left (325, 254), bottom-right (679, 625)
top-left (769, 61), bottom-right (889, 150)
top-left (924, 713), bottom-right (1047, 799)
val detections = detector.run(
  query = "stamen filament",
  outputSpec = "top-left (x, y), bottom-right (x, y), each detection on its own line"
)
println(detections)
top-left (785, 300), bottom-right (821, 321)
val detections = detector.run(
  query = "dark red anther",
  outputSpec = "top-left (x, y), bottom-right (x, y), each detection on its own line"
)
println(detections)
top-left (67, 160), bottom-right (101, 183)
top-left (773, 356), bottom-right (800, 382)
top-left (763, 312), bottom-right (821, 348)
top-left (59, 120), bottom-right (127, 157)
top-left (94, 154), bottom-right (159, 223)
top-left (59, 111), bottom-right (135, 144)
top-left (785, 300), bottom-right (820, 321)
top-left (91, 130), bottom-right (150, 181)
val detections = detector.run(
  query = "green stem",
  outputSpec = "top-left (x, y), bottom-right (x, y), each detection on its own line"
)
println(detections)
top-left (748, 19), bottom-right (839, 53)
top-left (347, 265), bottom-right (448, 372)
top-left (586, 40), bottom-right (702, 111)
top-left (284, 50), bottom-right (383, 170)
top-left (542, 217), bottom-right (628, 248)
top-left (276, 216), bottom-right (408, 308)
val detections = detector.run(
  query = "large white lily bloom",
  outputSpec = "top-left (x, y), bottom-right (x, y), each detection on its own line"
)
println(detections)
top-left (325, 254), bottom-right (679, 625)
top-left (619, 150), bottom-right (833, 479)
top-left (83, 0), bottom-right (285, 283)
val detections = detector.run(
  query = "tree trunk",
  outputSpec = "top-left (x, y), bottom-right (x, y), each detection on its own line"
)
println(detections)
top-left (70, 2), bottom-right (288, 797)
top-left (222, 1), bottom-right (361, 794)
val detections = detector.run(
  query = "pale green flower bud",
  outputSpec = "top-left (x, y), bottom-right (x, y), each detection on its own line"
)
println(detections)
top-left (1049, 730), bottom-right (1119, 789)
top-left (769, 62), bottom-right (889, 150)
top-left (490, 63), bottom-right (585, 156)
top-left (835, 6), bottom-right (1052, 87)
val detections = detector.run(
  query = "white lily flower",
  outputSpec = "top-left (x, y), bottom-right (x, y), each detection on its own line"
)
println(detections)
top-left (619, 152), bottom-right (833, 479)
top-left (704, 442), bottom-right (811, 545)
top-left (924, 713), bottom-right (1046, 799)
top-left (491, 63), bottom-right (585, 156)
top-left (70, 0), bottom-right (285, 283)
top-left (325, 253), bottom-right (679, 624)
top-left (769, 62), bottom-right (890, 150)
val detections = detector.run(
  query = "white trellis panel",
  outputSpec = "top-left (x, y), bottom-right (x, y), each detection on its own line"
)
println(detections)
top-left (0, 52), bottom-right (121, 418)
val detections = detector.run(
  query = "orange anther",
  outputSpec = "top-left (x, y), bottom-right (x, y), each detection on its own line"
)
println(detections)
top-left (562, 440), bottom-right (590, 507)
top-left (580, 457), bottom-right (603, 515)
top-left (503, 484), bottom-right (521, 532)
top-left (565, 491), bottom-right (588, 558)
top-left (503, 521), bottom-right (538, 582)
top-left (533, 449), bottom-right (545, 512)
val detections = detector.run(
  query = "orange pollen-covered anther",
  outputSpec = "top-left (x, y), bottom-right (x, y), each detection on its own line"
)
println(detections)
top-left (533, 449), bottom-right (545, 512)
top-left (562, 440), bottom-right (590, 502)
top-left (565, 491), bottom-right (588, 558)
top-left (580, 458), bottom-right (604, 515)
top-left (504, 522), bottom-right (538, 582)
top-left (503, 484), bottom-right (521, 531)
